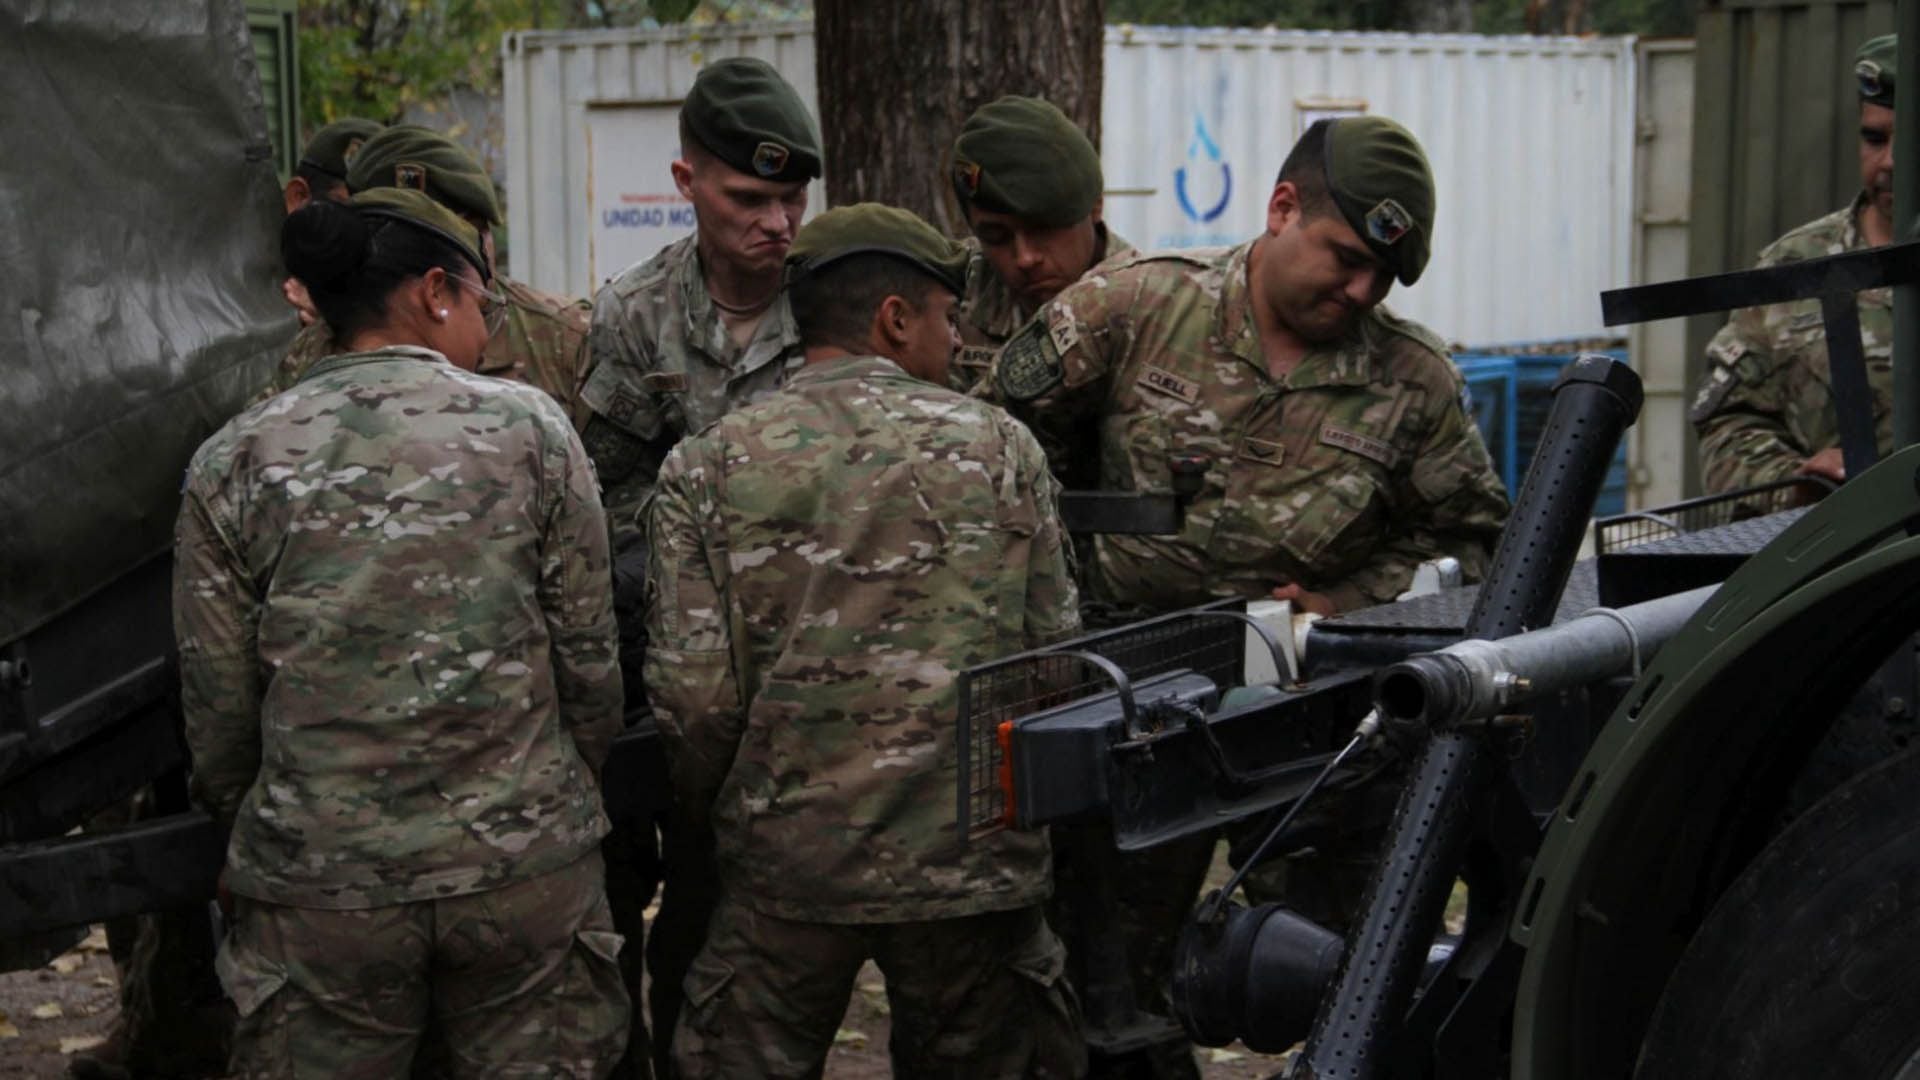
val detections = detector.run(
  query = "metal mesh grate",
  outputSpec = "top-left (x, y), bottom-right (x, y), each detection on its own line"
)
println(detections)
top-left (1594, 477), bottom-right (1830, 554)
top-left (957, 602), bottom-right (1253, 839)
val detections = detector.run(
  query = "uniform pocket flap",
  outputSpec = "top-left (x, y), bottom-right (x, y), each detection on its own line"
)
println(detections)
top-left (576, 928), bottom-right (626, 965)
top-left (215, 938), bottom-right (288, 1019)
top-left (1007, 921), bottom-right (1068, 988)
top-left (682, 950), bottom-right (736, 1009)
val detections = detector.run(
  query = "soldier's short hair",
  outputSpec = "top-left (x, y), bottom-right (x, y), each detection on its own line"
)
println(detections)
top-left (789, 254), bottom-right (949, 353)
top-left (1275, 121), bottom-right (1337, 220)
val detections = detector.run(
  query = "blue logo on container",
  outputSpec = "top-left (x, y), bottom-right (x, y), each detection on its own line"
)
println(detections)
top-left (1175, 113), bottom-right (1232, 224)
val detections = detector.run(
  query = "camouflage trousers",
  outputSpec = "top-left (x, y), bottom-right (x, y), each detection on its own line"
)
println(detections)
top-left (673, 896), bottom-right (1086, 1080)
top-left (218, 852), bottom-right (629, 1079)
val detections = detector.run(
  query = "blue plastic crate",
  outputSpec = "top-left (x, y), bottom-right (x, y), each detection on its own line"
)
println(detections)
top-left (1454, 350), bottom-right (1630, 517)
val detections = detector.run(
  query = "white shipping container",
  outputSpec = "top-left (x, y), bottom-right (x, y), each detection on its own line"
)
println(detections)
top-left (502, 22), bottom-right (1639, 348)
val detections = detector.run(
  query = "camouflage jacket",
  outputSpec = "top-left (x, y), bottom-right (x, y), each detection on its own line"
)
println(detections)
top-left (174, 346), bottom-right (622, 909)
top-left (1692, 195), bottom-right (1892, 493)
top-left (948, 224), bottom-right (1133, 393)
top-left (264, 277), bottom-right (596, 430)
top-left (580, 235), bottom-right (806, 551)
top-left (983, 241), bottom-right (1509, 615)
top-left (642, 355), bottom-right (1081, 923)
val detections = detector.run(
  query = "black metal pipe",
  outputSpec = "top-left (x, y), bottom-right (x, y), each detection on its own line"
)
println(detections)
top-left (1293, 355), bottom-right (1643, 1078)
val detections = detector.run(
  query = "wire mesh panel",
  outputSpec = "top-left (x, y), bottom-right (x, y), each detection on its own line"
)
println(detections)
top-left (956, 603), bottom-right (1255, 840)
top-left (1593, 477), bottom-right (1833, 554)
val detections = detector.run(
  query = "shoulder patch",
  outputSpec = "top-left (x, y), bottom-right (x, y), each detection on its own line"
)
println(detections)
top-left (1689, 364), bottom-right (1739, 424)
top-left (996, 319), bottom-right (1065, 402)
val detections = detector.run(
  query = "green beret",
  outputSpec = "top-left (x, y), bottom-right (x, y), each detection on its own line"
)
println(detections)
top-left (786, 203), bottom-right (968, 294)
top-left (347, 124), bottom-right (502, 226)
top-left (352, 187), bottom-right (488, 282)
top-left (682, 58), bottom-right (822, 183)
top-left (298, 118), bottom-right (383, 182)
top-left (1858, 34), bottom-right (1898, 107)
top-left (1323, 116), bottom-right (1435, 287)
top-left (952, 96), bottom-right (1103, 228)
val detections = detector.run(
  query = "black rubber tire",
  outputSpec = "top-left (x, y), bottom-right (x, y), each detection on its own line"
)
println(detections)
top-left (1636, 745), bottom-right (1920, 1079)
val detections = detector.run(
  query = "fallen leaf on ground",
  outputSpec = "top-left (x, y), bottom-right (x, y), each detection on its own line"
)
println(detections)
top-left (832, 1028), bottom-right (868, 1047)
top-left (31, 1002), bottom-right (64, 1020)
top-left (79, 927), bottom-right (109, 953)
top-left (60, 1034), bottom-right (108, 1055)
top-left (93, 976), bottom-right (116, 989)
top-left (49, 954), bottom-right (84, 974)
top-left (1207, 1047), bottom-right (1246, 1063)
top-left (0, 1012), bottom-right (19, 1039)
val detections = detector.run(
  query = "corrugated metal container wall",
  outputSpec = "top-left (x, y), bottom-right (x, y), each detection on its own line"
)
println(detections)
top-left (1680, 0), bottom-right (1895, 493)
top-left (1099, 28), bottom-right (1635, 347)
top-left (503, 23), bottom-right (1634, 347)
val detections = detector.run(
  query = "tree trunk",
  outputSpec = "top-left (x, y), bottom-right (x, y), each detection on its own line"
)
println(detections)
top-left (815, 0), bottom-right (1106, 236)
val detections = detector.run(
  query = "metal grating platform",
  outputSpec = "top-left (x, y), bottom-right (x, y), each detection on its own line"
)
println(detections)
top-left (957, 603), bottom-right (1257, 838)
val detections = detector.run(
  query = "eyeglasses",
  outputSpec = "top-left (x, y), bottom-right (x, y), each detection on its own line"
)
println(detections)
top-left (451, 272), bottom-right (508, 335)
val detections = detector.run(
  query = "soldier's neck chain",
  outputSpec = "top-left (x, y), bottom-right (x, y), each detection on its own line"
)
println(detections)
top-left (708, 282), bottom-right (780, 317)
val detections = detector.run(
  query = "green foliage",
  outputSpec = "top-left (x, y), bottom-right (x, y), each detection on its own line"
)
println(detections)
top-left (298, 0), bottom-right (807, 134)
top-left (1106, 0), bottom-right (1694, 34)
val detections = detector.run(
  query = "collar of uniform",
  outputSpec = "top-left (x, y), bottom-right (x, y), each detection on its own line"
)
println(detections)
top-left (1213, 239), bottom-right (1266, 370)
top-left (785, 354), bottom-right (907, 388)
top-left (1844, 189), bottom-right (1874, 251)
top-left (963, 224), bottom-right (1129, 341)
top-left (300, 344), bottom-right (447, 385)
top-left (1283, 315), bottom-right (1386, 389)
top-left (1216, 238), bottom-right (1381, 389)
top-left (677, 242), bottom-right (802, 368)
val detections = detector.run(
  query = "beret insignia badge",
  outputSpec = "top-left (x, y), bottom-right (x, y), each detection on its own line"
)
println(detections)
top-left (751, 141), bottom-right (790, 178)
top-left (394, 162), bottom-right (428, 191)
top-left (1859, 59), bottom-right (1885, 98)
top-left (955, 160), bottom-right (982, 196)
top-left (342, 137), bottom-right (366, 168)
top-left (1365, 198), bottom-right (1413, 246)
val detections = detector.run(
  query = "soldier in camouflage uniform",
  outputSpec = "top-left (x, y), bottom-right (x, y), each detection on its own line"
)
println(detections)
top-left (281, 118), bottom-right (383, 325)
top-left (947, 96), bottom-right (1133, 392)
top-left (175, 188), bottom-right (628, 1076)
top-left (71, 116), bottom-right (390, 1080)
top-left (262, 126), bottom-right (596, 430)
top-left (1692, 34), bottom-right (1899, 496)
top-left (579, 58), bottom-right (823, 1077)
top-left (983, 115), bottom-right (1509, 1078)
top-left (644, 204), bottom-right (1086, 1079)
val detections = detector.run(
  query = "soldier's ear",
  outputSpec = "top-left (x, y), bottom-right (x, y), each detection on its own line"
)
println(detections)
top-left (875, 294), bottom-right (914, 350)
top-left (283, 176), bottom-right (312, 216)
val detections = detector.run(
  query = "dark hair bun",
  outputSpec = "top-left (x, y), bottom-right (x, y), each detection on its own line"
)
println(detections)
top-left (281, 201), bottom-right (371, 290)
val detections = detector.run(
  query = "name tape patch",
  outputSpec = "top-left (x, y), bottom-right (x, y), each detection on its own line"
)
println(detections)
top-left (1320, 424), bottom-right (1397, 467)
top-left (639, 371), bottom-right (688, 393)
top-left (1137, 364), bottom-right (1200, 405)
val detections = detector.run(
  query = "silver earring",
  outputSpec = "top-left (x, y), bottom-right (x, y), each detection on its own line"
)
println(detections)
top-left (438, 309), bottom-right (449, 319)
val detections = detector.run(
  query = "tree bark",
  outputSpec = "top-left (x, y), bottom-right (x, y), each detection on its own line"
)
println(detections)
top-left (815, 0), bottom-right (1106, 236)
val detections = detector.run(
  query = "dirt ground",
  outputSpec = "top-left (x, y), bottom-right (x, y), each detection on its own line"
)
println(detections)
top-left (0, 928), bottom-right (118, 1077)
top-left (1, 846), bottom-right (1327, 1078)
top-left (0, 938), bottom-right (1291, 1079)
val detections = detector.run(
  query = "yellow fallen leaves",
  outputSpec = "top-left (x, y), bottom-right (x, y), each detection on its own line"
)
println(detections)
top-left (49, 953), bottom-right (84, 975)
top-left (30, 1003), bottom-right (63, 1020)
top-left (0, 1011), bottom-right (19, 1039)
top-left (60, 1034), bottom-right (108, 1055)
top-left (832, 1027), bottom-right (868, 1048)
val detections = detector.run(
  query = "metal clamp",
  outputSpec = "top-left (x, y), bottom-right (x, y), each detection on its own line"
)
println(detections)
top-left (1578, 605), bottom-right (1644, 677)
